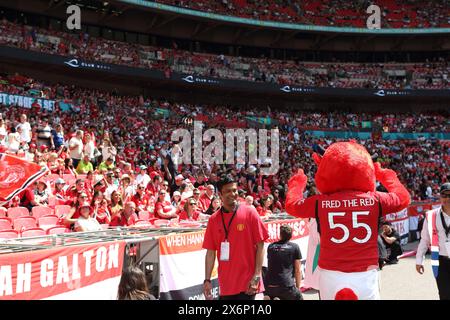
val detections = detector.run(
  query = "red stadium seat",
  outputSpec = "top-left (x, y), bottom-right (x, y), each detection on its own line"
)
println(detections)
top-left (138, 211), bottom-right (151, 220)
top-left (46, 226), bottom-right (70, 235)
top-left (0, 230), bottom-right (19, 239)
top-left (134, 220), bottom-right (153, 227)
top-left (55, 205), bottom-right (71, 218)
top-left (153, 219), bottom-right (170, 227)
top-left (38, 215), bottom-right (60, 230)
top-left (0, 207), bottom-right (7, 217)
top-left (47, 226), bottom-right (70, 235)
top-left (32, 206), bottom-right (54, 219)
top-left (13, 216), bottom-right (37, 232)
top-left (21, 228), bottom-right (46, 237)
top-left (7, 207), bottom-right (29, 219)
top-left (0, 217), bottom-right (12, 231)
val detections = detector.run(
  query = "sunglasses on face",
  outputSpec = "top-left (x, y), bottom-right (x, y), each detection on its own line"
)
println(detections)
top-left (189, 202), bottom-right (197, 206)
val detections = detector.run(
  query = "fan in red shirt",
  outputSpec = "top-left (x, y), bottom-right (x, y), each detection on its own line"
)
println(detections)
top-left (131, 184), bottom-right (152, 212)
top-left (198, 184), bottom-right (215, 213)
top-left (203, 174), bottom-right (268, 300)
top-left (154, 191), bottom-right (178, 219)
top-left (109, 201), bottom-right (137, 227)
top-left (286, 141), bottom-right (410, 300)
top-left (178, 198), bottom-right (201, 221)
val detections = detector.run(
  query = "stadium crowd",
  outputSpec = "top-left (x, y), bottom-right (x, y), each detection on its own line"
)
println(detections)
top-left (153, 0), bottom-right (450, 28)
top-left (0, 72), bottom-right (448, 236)
top-left (0, 18), bottom-right (448, 90)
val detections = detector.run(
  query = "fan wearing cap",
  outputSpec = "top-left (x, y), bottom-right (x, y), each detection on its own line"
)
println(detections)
top-left (119, 174), bottom-right (134, 202)
top-left (416, 183), bottom-right (450, 300)
top-left (53, 178), bottom-right (67, 200)
top-left (171, 174), bottom-right (185, 194)
top-left (33, 180), bottom-right (49, 206)
top-left (74, 202), bottom-right (102, 232)
top-left (136, 165), bottom-right (151, 189)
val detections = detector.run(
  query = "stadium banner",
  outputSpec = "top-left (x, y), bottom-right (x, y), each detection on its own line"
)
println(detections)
top-left (0, 241), bottom-right (126, 300)
top-left (158, 218), bottom-right (309, 300)
top-left (384, 209), bottom-right (409, 245)
top-left (1, 46), bottom-right (449, 100)
top-left (0, 92), bottom-right (55, 112)
top-left (382, 132), bottom-right (450, 140)
top-left (305, 130), bottom-right (372, 139)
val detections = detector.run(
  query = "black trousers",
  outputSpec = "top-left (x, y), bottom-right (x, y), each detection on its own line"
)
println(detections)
top-left (436, 256), bottom-right (450, 300)
top-left (265, 285), bottom-right (303, 300)
top-left (219, 292), bottom-right (255, 300)
top-left (384, 240), bottom-right (403, 261)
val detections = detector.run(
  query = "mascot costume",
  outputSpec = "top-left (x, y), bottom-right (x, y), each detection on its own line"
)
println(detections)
top-left (286, 141), bottom-right (410, 300)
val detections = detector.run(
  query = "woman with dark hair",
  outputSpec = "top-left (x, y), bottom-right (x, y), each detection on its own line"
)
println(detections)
top-left (204, 196), bottom-right (221, 216)
top-left (117, 265), bottom-right (156, 300)
top-left (256, 194), bottom-right (274, 219)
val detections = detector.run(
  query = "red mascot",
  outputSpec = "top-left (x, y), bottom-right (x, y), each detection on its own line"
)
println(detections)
top-left (286, 141), bottom-right (410, 300)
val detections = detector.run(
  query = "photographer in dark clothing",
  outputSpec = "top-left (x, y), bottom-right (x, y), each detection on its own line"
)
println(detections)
top-left (264, 225), bottom-right (303, 300)
top-left (380, 221), bottom-right (403, 264)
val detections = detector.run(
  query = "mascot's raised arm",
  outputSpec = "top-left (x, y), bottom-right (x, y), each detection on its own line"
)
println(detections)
top-left (286, 141), bottom-right (410, 300)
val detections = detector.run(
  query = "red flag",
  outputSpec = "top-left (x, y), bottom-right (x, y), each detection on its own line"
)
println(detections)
top-left (0, 153), bottom-right (48, 205)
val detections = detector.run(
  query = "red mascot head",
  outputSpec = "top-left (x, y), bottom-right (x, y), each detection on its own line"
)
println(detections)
top-left (313, 141), bottom-right (375, 195)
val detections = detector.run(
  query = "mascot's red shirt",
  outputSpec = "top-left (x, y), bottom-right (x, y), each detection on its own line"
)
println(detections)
top-left (297, 190), bottom-right (404, 272)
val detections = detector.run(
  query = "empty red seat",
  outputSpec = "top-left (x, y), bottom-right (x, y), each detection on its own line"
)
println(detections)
top-left (47, 226), bottom-right (70, 235)
top-left (153, 219), bottom-right (170, 227)
top-left (13, 216), bottom-right (37, 232)
top-left (38, 215), bottom-right (59, 230)
top-left (21, 228), bottom-right (46, 237)
top-left (0, 217), bottom-right (12, 231)
top-left (134, 220), bottom-right (152, 228)
top-left (0, 229), bottom-right (19, 239)
top-left (32, 206), bottom-right (54, 219)
top-left (138, 211), bottom-right (151, 220)
top-left (7, 207), bottom-right (29, 219)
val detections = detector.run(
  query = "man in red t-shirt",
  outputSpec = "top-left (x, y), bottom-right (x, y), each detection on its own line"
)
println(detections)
top-left (203, 174), bottom-right (268, 300)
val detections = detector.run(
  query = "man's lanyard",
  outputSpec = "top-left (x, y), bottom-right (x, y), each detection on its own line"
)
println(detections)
top-left (221, 205), bottom-right (239, 240)
top-left (440, 210), bottom-right (450, 238)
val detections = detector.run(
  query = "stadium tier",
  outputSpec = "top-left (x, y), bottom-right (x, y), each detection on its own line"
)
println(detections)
top-left (0, 18), bottom-right (448, 90)
top-left (153, 0), bottom-right (450, 28)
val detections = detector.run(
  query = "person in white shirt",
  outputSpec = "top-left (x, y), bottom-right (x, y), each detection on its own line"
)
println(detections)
top-left (16, 114), bottom-right (32, 143)
top-left (101, 138), bottom-right (117, 164)
top-left (74, 202), bottom-right (102, 232)
top-left (416, 183), bottom-right (450, 300)
top-left (84, 133), bottom-right (96, 161)
top-left (69, 130), bottom-right (84, 168)
top-left (135, 165), bottom-right (151, 188)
